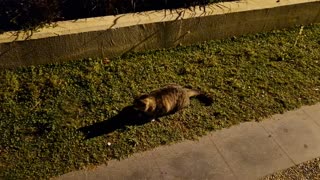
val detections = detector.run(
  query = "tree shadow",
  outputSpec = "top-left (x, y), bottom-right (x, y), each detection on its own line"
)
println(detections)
top-left (78, 106), bottom-right (153, 140)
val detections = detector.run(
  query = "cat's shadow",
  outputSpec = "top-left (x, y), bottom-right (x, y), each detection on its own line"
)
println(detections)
top-left (78, 106), bottom-right (153, 140)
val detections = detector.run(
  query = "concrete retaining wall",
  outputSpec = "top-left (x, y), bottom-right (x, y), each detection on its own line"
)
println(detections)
top-left (0, 0), bottom-right (319, 68)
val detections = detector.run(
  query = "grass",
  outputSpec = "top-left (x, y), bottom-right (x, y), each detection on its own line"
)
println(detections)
top-left (1, 24), bottom-right (320, 179)
top-left (262, 157), bottom-right (320, 179)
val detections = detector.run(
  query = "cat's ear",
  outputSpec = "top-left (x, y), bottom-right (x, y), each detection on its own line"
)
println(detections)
top-left (133, 94), bottom-right (141, 100)
top-left (136, 94), bottom-right (148, 100)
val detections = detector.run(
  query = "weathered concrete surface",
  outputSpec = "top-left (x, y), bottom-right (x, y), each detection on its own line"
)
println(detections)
top-left (1, 0), bottom-right (320, 68)
top-left (153, 136), bottom-right (237, 180)
top-left (261, 109), bottom-right (320, 164)
top-left (211, 122), bottom-right (294, 180)
top-left (55, 103), bottom-right (320, 180)
top-left (301, 103), bottom-right (320, 126)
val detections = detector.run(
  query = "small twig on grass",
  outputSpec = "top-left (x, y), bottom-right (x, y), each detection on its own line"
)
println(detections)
top-left (30, 100), bottom-right (41, 111)
top-left (293, 26), bottom-right (304, 47)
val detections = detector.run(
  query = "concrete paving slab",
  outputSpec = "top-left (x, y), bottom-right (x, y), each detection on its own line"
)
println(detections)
top-left (211, 122), bottom-right (294, 180)
top-left (301, 103), bottom-right (320, 127)
top-left (153, 135), bottom-right (236, 180)
top-left (261, 108), bottom-right (320, 164)
top-left (57, 149), bottom-right (163, 180)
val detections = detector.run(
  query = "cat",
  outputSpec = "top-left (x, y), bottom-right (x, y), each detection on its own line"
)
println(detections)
top-left (133, 84), bottom-right (213, 121)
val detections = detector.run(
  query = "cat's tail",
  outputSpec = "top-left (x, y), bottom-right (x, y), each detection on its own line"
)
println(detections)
top-left (195, 93), bottom-right (214, 106)
top-left (184, 88), bottom-right (213, 106)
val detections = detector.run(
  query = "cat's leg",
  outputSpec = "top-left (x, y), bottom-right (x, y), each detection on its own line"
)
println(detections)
top-left (151, 116), bottom-right (161, 122)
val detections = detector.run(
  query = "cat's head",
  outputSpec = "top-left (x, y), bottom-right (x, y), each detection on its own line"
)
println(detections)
top-left (133, 94), bottom-right (156, 113)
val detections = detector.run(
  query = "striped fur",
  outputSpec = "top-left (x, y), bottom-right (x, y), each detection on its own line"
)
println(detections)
top-left (133, 84), bottom-right (213, 119)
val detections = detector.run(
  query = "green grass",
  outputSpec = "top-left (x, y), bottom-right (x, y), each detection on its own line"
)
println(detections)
top-left (1, 24), bottom-right (320, 179)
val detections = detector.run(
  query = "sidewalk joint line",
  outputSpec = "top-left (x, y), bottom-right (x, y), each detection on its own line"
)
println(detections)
top-left (301, 109), bottom-right (320, 128)
top-left (208, 134), bottom-right (239, 180)
top-left (259, 123), bottom-right (296, 165)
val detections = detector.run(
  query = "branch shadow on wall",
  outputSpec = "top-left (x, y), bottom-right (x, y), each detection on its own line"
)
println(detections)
top-left (78, 106), bottom-right (153, 140)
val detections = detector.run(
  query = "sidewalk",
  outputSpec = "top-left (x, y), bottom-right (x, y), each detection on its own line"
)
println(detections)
top-left (57, 103), bottom-right (320, 180)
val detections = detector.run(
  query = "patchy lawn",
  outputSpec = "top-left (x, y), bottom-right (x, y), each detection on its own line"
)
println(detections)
top-left (1, 24), bottom-right (320, 179)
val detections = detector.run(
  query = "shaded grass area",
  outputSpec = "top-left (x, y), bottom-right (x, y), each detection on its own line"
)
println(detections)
top-left (1, 24), bottom-right (320, 179)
